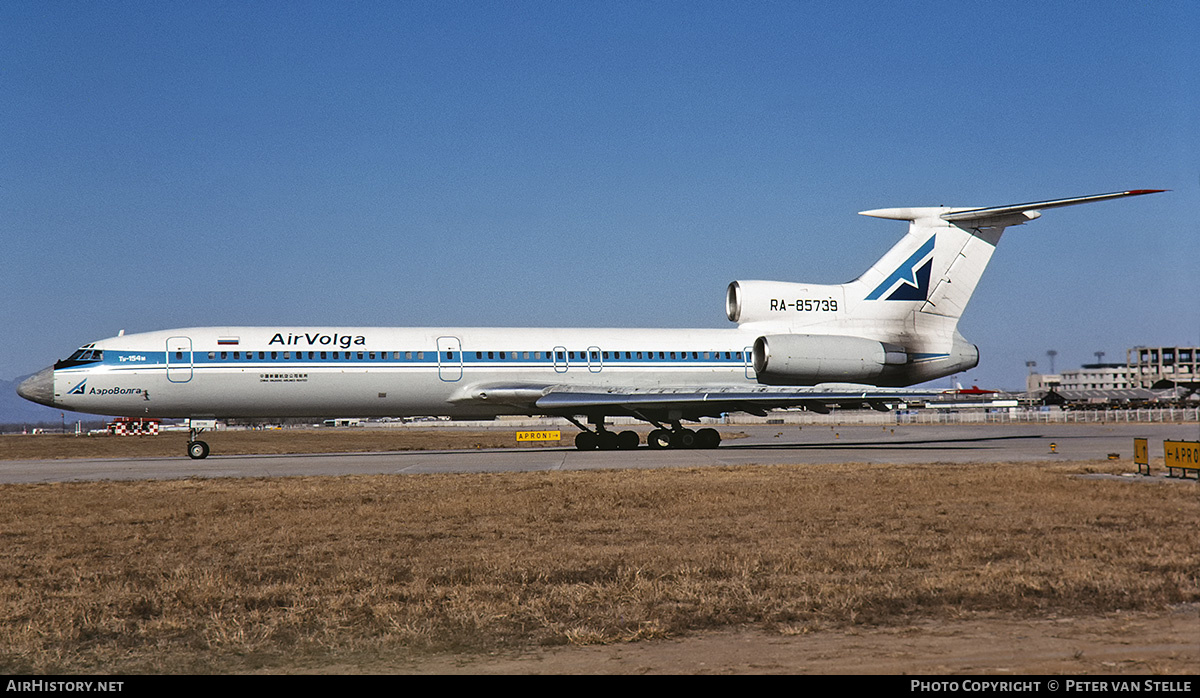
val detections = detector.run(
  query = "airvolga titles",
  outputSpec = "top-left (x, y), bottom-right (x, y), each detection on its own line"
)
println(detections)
top-left (268, 332), bottom-right (367, 349)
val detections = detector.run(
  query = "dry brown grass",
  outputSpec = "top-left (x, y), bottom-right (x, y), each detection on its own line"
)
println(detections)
top-left (0, 459), bottom-right (1195, 673)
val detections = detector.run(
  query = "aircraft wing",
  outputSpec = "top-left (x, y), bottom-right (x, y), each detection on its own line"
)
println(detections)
top-left (462, 383), bottom-right (939, 420)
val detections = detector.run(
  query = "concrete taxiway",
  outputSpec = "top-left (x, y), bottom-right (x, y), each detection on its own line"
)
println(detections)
top-left (2, 423), bottom-right (1196, 485)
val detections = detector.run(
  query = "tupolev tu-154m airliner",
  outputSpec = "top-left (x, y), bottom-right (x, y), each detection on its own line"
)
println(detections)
top-left (18, 189), bottom-right (1164, 458)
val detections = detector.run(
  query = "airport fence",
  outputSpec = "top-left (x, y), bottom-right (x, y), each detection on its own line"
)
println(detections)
top-left (726, 407), bottom-right (1200, 426)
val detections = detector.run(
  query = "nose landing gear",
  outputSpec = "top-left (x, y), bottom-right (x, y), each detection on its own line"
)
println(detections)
top-left (186, 420), bottom-right (216, 459)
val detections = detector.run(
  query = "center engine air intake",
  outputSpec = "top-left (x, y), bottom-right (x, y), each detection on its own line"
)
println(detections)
top-left (726, 280), bottom-right (845, 325)
top-left (752, 334), bottom-right (908, 385)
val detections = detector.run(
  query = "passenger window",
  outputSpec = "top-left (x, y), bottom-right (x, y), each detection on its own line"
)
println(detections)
top-left (417, 352), bottom-right (424, 360)
top-left (405, 352), bottom-right (412, 360)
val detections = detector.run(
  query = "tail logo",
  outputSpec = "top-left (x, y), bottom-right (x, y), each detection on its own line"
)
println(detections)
top-left (865, 235), bottom-right (935, 301)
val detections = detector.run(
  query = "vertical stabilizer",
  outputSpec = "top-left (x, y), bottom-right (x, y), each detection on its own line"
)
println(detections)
top-left (853, 189), bottom-right (1165, 326)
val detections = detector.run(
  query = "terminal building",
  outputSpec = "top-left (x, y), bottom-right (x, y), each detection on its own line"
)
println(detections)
top-left (1127, 346), bottom-right (1198, 389)
top-left (1026, 345), bottom-right (1198, 405)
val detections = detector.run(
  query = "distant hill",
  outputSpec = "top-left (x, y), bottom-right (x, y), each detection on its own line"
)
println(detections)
top-left (0, 376), bottom-right (109, 429)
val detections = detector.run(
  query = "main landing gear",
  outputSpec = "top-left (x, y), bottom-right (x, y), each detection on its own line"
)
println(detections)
top-left (573, 426), bottom-right (640, 451)
top-left (569, 417), bottom-right (721, 450)
top-left (646, 426), bottom-right (721, 450)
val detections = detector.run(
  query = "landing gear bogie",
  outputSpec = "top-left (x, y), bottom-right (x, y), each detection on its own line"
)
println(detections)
top-left (572, 418), bottom-right (721, 451)
top-left (648, 426), bottom-right (720, 449)
top-left (575, 429), bottom-right (641, 450)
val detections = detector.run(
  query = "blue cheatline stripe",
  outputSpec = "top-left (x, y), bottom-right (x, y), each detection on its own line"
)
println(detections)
top-left (865, 235), bottom-right (936, 300)
top-left (91, 350), bottom-right (750, 369)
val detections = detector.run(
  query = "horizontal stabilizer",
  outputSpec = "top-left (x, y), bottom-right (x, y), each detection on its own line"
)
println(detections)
top-left (859, 189), bottom-right (1165, 224)
top-left (940, 190), bottom-right (1166, 223)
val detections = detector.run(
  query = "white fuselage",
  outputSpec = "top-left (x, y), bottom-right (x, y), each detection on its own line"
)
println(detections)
top-left (40, 323), bottom-right (964, 420)
top-left (48, 326), bottom-right (762, 419)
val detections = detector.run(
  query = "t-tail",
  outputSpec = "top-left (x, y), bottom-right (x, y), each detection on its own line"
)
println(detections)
top-left (727, 190), bottom-right (1165, 386)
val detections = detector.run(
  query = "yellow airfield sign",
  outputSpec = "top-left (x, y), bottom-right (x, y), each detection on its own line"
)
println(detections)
top-left (517, 430), bottom-right (562, 442)
top-left (1164, 440), bottom-right (1199, 478)
top-left (1134, 438), bottom-right (1148, 465)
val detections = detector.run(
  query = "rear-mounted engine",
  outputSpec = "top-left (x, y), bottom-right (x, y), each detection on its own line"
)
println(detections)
top-left (752, 334), bottom-right (907, 385)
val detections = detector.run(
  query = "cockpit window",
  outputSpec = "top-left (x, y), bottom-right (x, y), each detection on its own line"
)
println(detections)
top-left (55, 347), bottom-right (104, 369)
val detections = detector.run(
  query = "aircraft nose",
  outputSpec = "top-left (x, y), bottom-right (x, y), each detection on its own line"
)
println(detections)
top-left (17, 366), bottom-right (56, 407)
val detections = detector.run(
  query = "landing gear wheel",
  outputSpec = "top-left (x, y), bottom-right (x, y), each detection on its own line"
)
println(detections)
top-left (696, 428), bottom-right (721, 449)
top-left (617, 430), bottom-right (640, 450)
top-left (647, 429), bottom-right (672, 449)
top-left (670, 429), bottom-right (698, 449)
top-left (187, 440), bottom-right (210, 460)
top-left (575, 432), bottom-right (598, 451)
top-left (596, 431), bottom-right (620, 451)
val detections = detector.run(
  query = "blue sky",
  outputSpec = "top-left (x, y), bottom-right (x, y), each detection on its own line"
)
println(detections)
top-left (2, 1), bottom-right (1197, 390)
